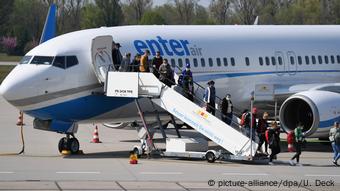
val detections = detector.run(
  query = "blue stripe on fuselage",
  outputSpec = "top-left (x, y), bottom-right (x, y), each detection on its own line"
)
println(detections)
top-left (193, 70), bottom-right (340, 82)
top-left (25, 94), bottom-right (134, 122)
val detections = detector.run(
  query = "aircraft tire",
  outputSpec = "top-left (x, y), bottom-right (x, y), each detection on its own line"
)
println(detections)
top-left (58, 137), bottom-right (68, 153)
top-left (68, 138), bottom-right (80, 154)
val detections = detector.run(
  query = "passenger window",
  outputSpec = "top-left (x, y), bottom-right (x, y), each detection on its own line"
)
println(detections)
top-left (66, 56), bottom-right (78, 68)
top-left (290, 56), bottom-right (295, 65)
top-left (230, 57), bottom-right (235, 66)
top-left (278, 57), bottom-right (283, 65)
top-left (331, 55), bottom-right (335, 64)
top-left (53, 56), bottom-right (66, 69)
top-left (223, 57), bottom-right (228, 66)
top-left (193, 58), bottom-right (198, 67)
top-left (259, 57), bottom-right (263, 66)
top-left (208, 58), bottom-right (213, 67)
top-left (216, 58), bottom-right (221, 66)
top-left (312, 56), bottom-right (316, 64)
top-left (19, 56), bottom-right (32, 64)
top-left (171, 59), bottom-right (176, 68)
top-left (31, 56), bottom-right (54, 65)
top-left (178, 58), bottom-right (183, 68)
top-left (305, 56), bottom-right (309, 65)
top-left (297, 56), bottom-right (302, 65)
top-left (245, 57), bottom-right (250, 66)
top-left (271, 57), bottom-right (276, 65)
top-left (318, 56), bottom-right (322, 64)
top-left (265, 57), bottom-right (270, 66)
top-left (337, 55), bottom-right (340, 63)
top-left (324, 56), bottom-right (329, 64)
top-left (185, 58), bottom-right (190, 67)
top-left (201, 58), bottom-right (205, 67)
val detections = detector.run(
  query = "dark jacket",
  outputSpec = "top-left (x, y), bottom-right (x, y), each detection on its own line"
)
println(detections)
top-left (221, 98), bottom-right (233, 115)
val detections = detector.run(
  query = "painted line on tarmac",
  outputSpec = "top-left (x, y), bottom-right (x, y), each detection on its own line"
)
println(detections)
top-left (305, 174), bottom-right (340, 177)
top-left (222, 173), bottom-right (269, 176)
top-left (56, 171), bottom-right (101, 174)
top-left (0, 172), bottom-right (14, 174)
top-left (140, 172), bottom-right (183, 175)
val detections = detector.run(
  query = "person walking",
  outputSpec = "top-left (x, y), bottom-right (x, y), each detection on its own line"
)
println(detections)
top-left (112, 42), bottom-right (122, 70)
top-left (329, 121), bottom-right (340, 166)
top-left (158, 59), bottom-right (174, 87)
top-left (290, 123), bottom-right (304, 166)
top-left (221, 94), bottom-right (233, 125)
top-left (131, 54), bottom-right (141, 72)
top-left (151, 51), bottom-right (163, 78)
top-left (203, 80), bottom-right (216, 115)
top-left (182, 64), bottom-right (194, 101)
top-left (139, 50), bottom-right (150, 72)
top-left (257, 112), bottom-right (269, 155)
top-left (267, 121), bottom-right (281, 165)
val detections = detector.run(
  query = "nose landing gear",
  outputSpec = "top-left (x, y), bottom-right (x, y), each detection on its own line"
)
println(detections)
top-left (58, 134), bottom-right (80, 154)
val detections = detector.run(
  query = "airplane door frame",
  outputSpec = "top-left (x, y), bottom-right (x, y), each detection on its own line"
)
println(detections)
top-left (287, 51), bottom-right (297, 75)
top-left (275, 51), bottom-right (285, 76)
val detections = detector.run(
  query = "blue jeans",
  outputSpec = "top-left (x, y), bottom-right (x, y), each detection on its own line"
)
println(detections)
top-left (244, 127), bottom-right (256, 140)
top-left (331, 142), bottom-right (340, 162)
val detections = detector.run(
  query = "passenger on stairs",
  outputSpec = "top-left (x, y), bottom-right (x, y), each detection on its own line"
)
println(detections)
top-left (112, 42), bottom-right (123, 71)
top-left (139, 50), bottom-right (150, 72)
top-left (257, 112), bottom-right (269, 155)
top-left (203, 80), bottom-right (216, 115)
top-left (221, 94), bottom-right (233, 125)
top-left (159, 59), bottom-right (174, 87)
top-left (182, 64), bottom-right (194, 101)
top-left (267, 121), bottom-right (281, 165)
top-left (131, 54), bottom-right (141, 72)
top-left (151, 51), bottom-right (163, 78)
top-left (119, 53), bottom-right (131, 72)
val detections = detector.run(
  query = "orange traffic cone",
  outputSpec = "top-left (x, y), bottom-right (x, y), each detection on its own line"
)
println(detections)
top-left (129, 151), bottom-right (138, 164)
top-left (91, 126), bottom-right (101, 143)
top-left (16, 111), bottom-right (24, 126)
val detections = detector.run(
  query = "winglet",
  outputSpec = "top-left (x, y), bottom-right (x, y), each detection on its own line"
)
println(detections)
top-left (39, 4), bottom-right (57, 44)
top-left (253, 16), bottom-right (259, 25)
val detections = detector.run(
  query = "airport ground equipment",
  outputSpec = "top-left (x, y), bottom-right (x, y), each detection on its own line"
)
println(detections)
top-left (106, 72), bottom-right (258, 160)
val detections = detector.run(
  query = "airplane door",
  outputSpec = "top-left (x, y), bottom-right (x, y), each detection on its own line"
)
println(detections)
top-left (275, 51), bottom-right (285, 76)
top-left (287, 51), bottom-right (297, 75)
top-left (91, 35), bottom-right (113, 83)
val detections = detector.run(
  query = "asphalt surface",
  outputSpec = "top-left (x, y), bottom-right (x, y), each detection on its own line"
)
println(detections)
top-left (0, 95), bottom-right (339, 190)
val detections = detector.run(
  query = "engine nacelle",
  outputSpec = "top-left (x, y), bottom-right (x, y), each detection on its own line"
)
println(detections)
top-left (33, 118), bottom-right (78, 133)
top-left (279, 90), bottom-right (340, 138)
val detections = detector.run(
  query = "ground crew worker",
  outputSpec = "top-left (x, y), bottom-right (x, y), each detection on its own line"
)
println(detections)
top-left (140, 50), bottom-right (150, 72)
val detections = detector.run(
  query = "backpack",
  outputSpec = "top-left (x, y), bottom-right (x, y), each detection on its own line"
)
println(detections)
top-left (240, 112), bottom-right (249, 126)
top-left (265, 129), bottom-right (270, 143)
top-left (335, 130), bottom-right (340, 144)
top-left (287, 131), bottom-right (295, 144)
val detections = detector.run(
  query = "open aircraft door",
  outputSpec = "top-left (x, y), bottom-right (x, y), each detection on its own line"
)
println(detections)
top-left (91, 35), bottom-right (113, 83)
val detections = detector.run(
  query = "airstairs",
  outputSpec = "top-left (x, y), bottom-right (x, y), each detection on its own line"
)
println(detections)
top-left (105, 72), bottom-right (258, 159)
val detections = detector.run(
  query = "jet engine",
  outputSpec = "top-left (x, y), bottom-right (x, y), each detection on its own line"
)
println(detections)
top-left (279, 90), bottom-right (340, 138)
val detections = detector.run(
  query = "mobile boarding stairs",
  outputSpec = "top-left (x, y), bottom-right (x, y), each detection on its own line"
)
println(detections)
top-left (105, 72), bottom-right (259, 162)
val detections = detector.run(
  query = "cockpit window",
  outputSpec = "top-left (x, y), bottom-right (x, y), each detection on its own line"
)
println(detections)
top-left (19, 56), bottom-right (32, 64)
top-left (52, 56), bottom-right (78, 69)
top-left (66, 56), bottom-right (78, 68)
top-left (31, 56), bottom-right (54, 65)
top-left (53, 56), bottom-right (66, 69)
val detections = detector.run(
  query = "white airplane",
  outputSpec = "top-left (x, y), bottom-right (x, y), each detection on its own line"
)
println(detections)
top-left (1, 10), bottom-right (340, 153)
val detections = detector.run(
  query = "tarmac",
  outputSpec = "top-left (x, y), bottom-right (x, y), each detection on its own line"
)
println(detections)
top-left (0, 95), bottom-right (339, 191)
